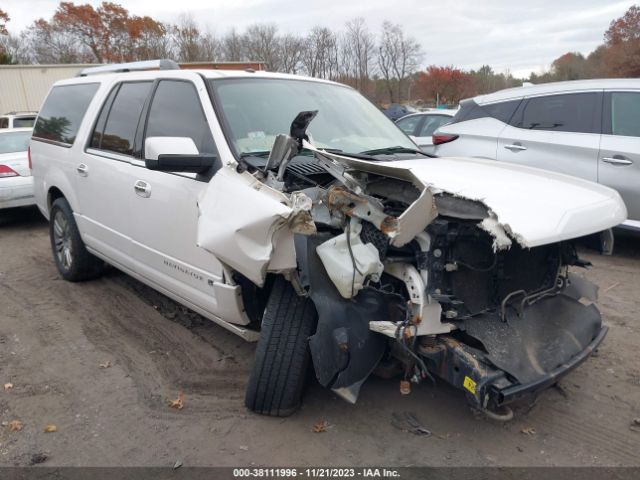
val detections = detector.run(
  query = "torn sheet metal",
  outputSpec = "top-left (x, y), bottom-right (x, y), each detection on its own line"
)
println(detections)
top-left (197, 166), bottom-right (303, 286)
top-left (304, 141), bottom-right (627, 249)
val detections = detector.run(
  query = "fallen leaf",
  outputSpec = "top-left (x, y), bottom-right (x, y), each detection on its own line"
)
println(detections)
top-left (168, 392), bottom-right (185, 410)
top-left (173, 460), bottom-right (183, 469)
top-left (8, 420), bottom-right (23, 432)
top-left (520, 427), bottom-right (536, 436)
top-left (43, 424), bottom-right (57, 433)
top-left (239, 445), bottom-right (249, 451)
top-left (400, 380), bottom-right (411, 395)
top-left (99, 361), bottom-right (111, 369)
top-left (3, 383), bottom-right (13, 390)
top-left (312, 420), bottom-right (328, 433)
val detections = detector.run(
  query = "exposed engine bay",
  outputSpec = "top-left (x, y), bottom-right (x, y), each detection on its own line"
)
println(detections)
top-left (196, 111), bottom-right (620, 416)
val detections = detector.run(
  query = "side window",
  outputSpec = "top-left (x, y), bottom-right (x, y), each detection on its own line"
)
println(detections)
top-left (418, 115), bottom-right (452, 136)
top-left (33, 83), bottom-right (99, 145)
top-left (91, 82), bottom-right (152, 156)
top-left (396, 116), bottom-right (420, 135)
top-left (512, 93), bottom-right (599, 133)
top-left (484, 100), bottom-right (521, 124)
top-left (608, 92), bottom-right (640, 137)
top-left (448, 99), bottom-right (520, 126)
top-left (14, 117), bottom-right (35, 128)
top-left (145, 80), bottom-right (215, 155)
top-left (0, 118), bottom-right (8, 129)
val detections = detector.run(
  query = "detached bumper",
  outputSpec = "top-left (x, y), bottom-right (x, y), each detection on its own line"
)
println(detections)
top-left (419, 296), bottom-right (608, 409)
top-left (0, 176), bottom-right (35, 209)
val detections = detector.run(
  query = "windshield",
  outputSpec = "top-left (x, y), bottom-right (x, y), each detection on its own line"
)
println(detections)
top-left (210, 78), bottom-right (415, 156)
top-left (0, 131), bottom-right (31, 154)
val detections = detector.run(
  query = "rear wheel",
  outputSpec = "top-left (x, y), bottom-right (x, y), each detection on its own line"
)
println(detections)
top-left (245, 277), bottom-right (317, 416)
top-left (49, 198), bottom-right (104, 282)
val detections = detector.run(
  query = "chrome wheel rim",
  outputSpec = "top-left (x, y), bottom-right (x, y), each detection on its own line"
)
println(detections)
top-left (53, 211), bottom-right (73, 270)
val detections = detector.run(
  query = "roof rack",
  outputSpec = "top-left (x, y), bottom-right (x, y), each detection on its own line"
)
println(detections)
top-left (4, 111), bottom-right (38, 116)
top-left (78, 59), bottom-right (180, 77)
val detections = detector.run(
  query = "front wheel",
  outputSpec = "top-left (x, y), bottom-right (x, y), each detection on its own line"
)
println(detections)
top-left (49, 197), bottom-right (104, 282)
top-left (245, 277), bottom-right (317, 416)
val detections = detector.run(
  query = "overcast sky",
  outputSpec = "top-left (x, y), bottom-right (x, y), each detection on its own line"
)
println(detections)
top-left (2, 0), bottom-right (636, 77)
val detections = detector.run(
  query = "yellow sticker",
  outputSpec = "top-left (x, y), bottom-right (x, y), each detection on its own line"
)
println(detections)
top-left (463, 376), bottom-right (477, 394)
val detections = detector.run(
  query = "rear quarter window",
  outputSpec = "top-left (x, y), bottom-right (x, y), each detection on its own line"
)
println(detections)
top-left (448, 99), bottom-right (521, 125)
top-left (33, 83), bottom-right (99, 146)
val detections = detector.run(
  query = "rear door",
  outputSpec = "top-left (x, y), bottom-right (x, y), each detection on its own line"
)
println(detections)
top-left (496, 92), bottom-right (602, 181)
top-left (599, 91), bottom-right (640, 224)
top-left (78, 80), bottom-right (153, 268)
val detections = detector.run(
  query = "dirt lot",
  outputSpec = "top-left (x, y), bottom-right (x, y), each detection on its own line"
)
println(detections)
top-left (0, 206), bottom-right (639, 467)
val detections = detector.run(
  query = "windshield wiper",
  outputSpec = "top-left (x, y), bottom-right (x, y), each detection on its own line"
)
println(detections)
top-left (318, 148), bottom-right (378, 161)
top-left (359, 146), bottom-right (432, 157)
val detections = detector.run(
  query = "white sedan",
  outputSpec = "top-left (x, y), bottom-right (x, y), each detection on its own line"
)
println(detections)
top-left (0, 128), bottom-right (34, 209)
top-left (396, 109), bottom-right (457, 154)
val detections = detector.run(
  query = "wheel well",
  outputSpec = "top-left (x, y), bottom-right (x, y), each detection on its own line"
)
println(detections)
top-left (47, 187), bottom-right (65, 211)
top-left (235, 272), bottom-right (277, 328)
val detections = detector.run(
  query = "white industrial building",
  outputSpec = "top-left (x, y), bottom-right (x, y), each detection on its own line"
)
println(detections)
top-left (0, 64), bottom-right (92, 114)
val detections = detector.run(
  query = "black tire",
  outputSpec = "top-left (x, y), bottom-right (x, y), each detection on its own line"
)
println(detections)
top-left (245, 277), bottom-right (317, 416)
top-left (49, 197), bottom-right (104, 282)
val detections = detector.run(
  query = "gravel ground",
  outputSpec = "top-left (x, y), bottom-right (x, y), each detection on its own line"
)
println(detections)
top-left (0, 206), bottom-right (639, 467)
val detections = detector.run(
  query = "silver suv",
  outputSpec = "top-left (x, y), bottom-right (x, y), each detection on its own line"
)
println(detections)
top-left (433, 79), bottom-right (640, 229)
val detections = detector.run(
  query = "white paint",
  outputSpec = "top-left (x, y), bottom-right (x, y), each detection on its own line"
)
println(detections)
top-left (316, 220), bottom-right (384, 299)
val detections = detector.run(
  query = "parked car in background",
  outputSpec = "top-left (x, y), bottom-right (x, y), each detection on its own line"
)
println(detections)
top-left (383, 103), bottom-right (418, 121)
top-left (396, 109), bottom-right (456, 154)
top-left (432, 79), bottom-right (640, 230)
top-left (0, 128), bottom-right (34, 209)
top-left (0, 112), bottom-right (38, 129)
top-left (31, 61), bottom-right (626, 419)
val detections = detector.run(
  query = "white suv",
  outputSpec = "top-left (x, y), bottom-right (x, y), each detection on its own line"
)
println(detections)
top-left (0, 112), bottom-right (37, 129)
top-left (32, 60), bottom-right (626, 418)
top-left (432, 79), bottom-right (640, 229)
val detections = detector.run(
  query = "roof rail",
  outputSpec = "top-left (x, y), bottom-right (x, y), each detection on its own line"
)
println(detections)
top-left (78, 59), bottom-right (179, 77)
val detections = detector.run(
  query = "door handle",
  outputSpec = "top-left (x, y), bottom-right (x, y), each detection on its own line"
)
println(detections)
top-left (77, 164), bottom-right (88, 177)
top-left (602, 156), bottom-right (633, 166)
top-left (504, 144), bottom-right (527, 152)
top-left (134, 180), bottom-right (151, 198)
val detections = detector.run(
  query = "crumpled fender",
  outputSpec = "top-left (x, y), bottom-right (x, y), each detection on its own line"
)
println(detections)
top-left (196, 166), bottom-right (296, 286)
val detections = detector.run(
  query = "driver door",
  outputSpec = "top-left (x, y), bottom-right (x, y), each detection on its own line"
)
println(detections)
top-left (128, 77), bottom-right (232, 319)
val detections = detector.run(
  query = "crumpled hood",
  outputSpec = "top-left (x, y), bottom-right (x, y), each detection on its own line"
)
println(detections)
top-left (390, 156), bottom-right (627, 247)
top-left (311, 146), bottom-right (628, 248)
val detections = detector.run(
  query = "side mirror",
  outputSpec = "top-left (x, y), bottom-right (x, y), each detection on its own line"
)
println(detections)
top-left (144, 136), bottom-right (216, 174)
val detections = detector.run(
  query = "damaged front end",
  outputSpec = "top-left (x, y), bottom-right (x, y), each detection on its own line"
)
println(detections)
top-left (197, 116), bottom-right (626, 415)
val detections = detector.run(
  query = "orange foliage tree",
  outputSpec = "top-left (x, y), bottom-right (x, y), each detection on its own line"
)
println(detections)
top-left (33, 1), bottom-right (166, 63)
top-left (0, 8), bottom-right (9, 36)
top-left (601, 5), bottom-right (640, 77)
top-left (415, 66), bottom-right (476, 105)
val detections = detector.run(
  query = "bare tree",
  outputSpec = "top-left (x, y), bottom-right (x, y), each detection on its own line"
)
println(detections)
top-left (377, 21), bottom-right (422, 103)
top-left (279, 33), bottom-right (305, 73)
top-left (222, 28), bottom-right (246, 61)
top-left (303, 26), bottom-right (339, 79)
top-left (174, 14), bottom-right (206, 62)
top-left (244, 23), bottom-right (281, 70)
top-left (24, 19), bottom-right (90, 64)
top-left (342, 18), bottom-right (375, 92)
